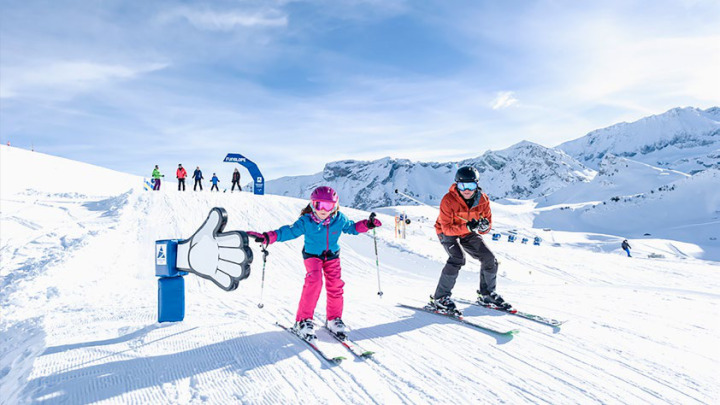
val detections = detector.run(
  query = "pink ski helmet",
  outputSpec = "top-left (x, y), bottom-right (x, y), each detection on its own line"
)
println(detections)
top-left (310, 186), bottom-right (339, 213)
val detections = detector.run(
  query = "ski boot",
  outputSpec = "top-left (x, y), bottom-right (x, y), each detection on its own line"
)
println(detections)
top-left (326, 318), bottom-right (348, 339)
top-left (477, 290), bottom-right (513, 311)
top-left (429, 295), bottom-right (462, 316)
top-left (293, 319), bottom-right (316, 341)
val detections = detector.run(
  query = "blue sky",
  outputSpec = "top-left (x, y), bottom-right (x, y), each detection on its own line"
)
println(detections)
top-left (1, 0), bottom-right (718, 181)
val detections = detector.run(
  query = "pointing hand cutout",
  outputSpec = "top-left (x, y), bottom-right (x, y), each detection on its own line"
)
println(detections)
top-left (176, 207), bottom-right (253, 291)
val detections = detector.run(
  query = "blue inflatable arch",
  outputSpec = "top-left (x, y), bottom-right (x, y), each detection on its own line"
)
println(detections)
top-left (223, 153), bottom-right (265, 195)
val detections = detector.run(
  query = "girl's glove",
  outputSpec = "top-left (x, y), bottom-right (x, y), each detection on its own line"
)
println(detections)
top-left (366, 212), bottom-right (382, 229)
top-left (246, 231), bottom-right (277, 247)
top-left (355, 213), bottom-right (382, 233)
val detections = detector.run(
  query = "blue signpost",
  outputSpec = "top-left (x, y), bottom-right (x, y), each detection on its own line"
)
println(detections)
top-left (223, 153), bottom-right (265, 195)
top-left (155, 239), bottom-right (187, 322)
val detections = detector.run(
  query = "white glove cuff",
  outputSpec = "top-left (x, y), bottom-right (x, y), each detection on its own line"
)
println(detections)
top-left (176, 240), bottom-right (191, 270)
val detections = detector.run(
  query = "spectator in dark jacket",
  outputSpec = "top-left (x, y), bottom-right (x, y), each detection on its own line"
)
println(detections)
top-left (193, 166), bottom-right (204, 191)
top-left (231, 168), bottom-right (242, 192)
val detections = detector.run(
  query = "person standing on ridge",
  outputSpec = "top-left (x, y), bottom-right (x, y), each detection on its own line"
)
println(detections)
top-left (152, 165), bottom-right (164, 191)
top-left (210, 173), bottom-right (220, 191)
top-left (622, 239), bottom-right (632, 257)
top-left (193, 166), bottom-right (204, 191)
top-left (176, 164), bottom-right (187, 191)
top-left (246, 186), bottom-right (382, 341)
top-left (231, 168), bottom-right (242, 192)
top-left (430, 166), bottom-right (510, 315)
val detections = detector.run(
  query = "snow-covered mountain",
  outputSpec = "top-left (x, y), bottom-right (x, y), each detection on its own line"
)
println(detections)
top-left (2, 144), bottom-right (719, 404)
top-left (267, 107), bottom-right (718, 210)
top-left (558, 106), bottom-right (720, 174)
top-left (266, 141), bottom-right (594, 210)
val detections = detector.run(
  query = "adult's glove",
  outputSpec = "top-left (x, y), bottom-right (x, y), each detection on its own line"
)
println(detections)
top-left (176, 207), bottom-right (253, 291)
top-left (478, 218), bottom-right (490, 233)
top-left (467, 218), bottom-right (490, 233)
top-left (246, 231), bottom-right (277, 247)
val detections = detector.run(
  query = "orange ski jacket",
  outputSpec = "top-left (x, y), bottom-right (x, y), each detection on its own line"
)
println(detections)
top-left (434, 184), bottom-right (492, 236)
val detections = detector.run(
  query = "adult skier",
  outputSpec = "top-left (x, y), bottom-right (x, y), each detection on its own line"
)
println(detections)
top-left (152, 165), bottom-right (164, 191)
top-left (210, 173), bottom-right (220, 191)
top-left (622, 239), bottom-right (632, 257)
top-left (231, 168), bottom-right (242, 192)
top-left (246, 186), bottom-right (382, 340)
top-left (176, 164), bottom-right (187, 191)
top-left (193, 166), bottom-right (204, 191)
top-left (431, 166), bottom-right (510, 314)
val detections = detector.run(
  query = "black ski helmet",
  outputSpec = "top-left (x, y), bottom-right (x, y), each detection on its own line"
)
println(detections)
top-left (455, 166), bottom-right (480, 183)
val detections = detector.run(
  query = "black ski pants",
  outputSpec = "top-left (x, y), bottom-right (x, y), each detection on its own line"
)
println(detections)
top-left (178, 178), bottom-right (185, 191)
top-left (434, 232), bottom-right (498, 299)
top-left (231, 180), bottom-right (241, 191)
top-left (194, 179), bottom-right (203, 191)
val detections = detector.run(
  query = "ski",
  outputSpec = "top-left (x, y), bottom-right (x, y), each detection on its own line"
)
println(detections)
top-left (275, 322), bottom-right (347, 364)
top-left (399, 304), bottom-right (519, 336)
top-left (455, 298), bottom-right (565, 327)
top-left (323, 327), bottom-right (375, 358)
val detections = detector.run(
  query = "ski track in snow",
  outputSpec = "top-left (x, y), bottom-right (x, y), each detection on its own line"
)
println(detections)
top-left (2, 185), bottom-right (719, 404)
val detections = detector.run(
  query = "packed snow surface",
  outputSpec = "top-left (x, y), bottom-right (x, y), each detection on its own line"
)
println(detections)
top-left (1, 145), bottom-right (719, 404)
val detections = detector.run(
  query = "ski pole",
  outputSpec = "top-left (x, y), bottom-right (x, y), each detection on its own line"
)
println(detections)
top-left (369, 212), bottom-right (383, 297)
top-left (394, 189), bottom-right (438, 209)
top-left (257, 244), bottom-right (269, 309)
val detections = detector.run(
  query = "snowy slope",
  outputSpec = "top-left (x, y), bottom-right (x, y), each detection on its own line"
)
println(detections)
top-left (537, 154), bottom-right (689, 208)
top-left (266, 141), bottom-right (593, 210)
top-left (534, 168), bottom-right (720, 260)
top-left (2, 149), bottom-right (719, 404)
top-left (558, 107), bottom-right (720, 173)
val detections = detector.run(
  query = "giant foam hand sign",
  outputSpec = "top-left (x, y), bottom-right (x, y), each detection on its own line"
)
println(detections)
top-left (176, 207), bottom-right (253, 291)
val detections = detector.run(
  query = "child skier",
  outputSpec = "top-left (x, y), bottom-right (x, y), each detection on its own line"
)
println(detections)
top-left (247, 186), bottom-right (382, 340)
top-left (210, 173), bottom-right (220, 191)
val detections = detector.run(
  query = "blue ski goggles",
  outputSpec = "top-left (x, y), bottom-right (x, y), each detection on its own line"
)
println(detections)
top-left (456, 182), bottom-right (478, 191)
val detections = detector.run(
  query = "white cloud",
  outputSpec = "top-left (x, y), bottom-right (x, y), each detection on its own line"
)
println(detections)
top-left (168, 8), bottom-right (287, 31)
top-left (491, 91), bottom-right (518, 110)
top-left (0, 61), bottom-right (168, 100)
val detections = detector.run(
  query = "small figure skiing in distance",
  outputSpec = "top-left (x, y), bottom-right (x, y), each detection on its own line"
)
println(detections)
top-left (246, 186), bottom-right (382, 341)
top-left (622, 239), bottom-right (632, 257)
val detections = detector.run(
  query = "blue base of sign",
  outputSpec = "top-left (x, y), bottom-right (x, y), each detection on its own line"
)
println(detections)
top-left (158, 276), bottom-right (185, 322)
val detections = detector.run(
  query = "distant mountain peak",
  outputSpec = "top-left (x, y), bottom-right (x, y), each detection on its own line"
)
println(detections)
top-left (558, 106), bottom-right (720, 173)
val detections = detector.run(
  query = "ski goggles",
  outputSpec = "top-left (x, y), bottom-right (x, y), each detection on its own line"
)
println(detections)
top-left (312, 200), bottom-right (337, 212)
top-left (456, 182), bottom-right (478, 191)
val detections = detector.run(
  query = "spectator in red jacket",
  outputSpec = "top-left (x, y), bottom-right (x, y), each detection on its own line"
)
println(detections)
top-left (176, 164), bottom-right (187, 191)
